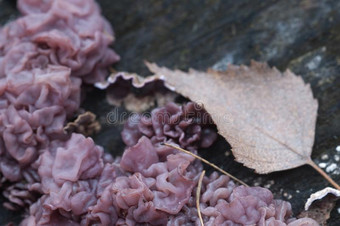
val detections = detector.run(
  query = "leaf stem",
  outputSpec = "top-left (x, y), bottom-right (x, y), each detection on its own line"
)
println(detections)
top-left (163, 143), bottom-right (248, 187)
top-left (307, 159), bottom-right (340, 190)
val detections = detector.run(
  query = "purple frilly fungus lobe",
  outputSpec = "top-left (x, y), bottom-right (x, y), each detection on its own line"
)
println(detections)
top-left (0, 0), bottom-right (118, 210)
top-left (121, 102), bottom-right (218, 152)
top-left (21, 103), bottom-right (317, 225)
top-left (102, 72), bottom-right (172, 101)
top-left (0, 0), bottom-right (119, 84)
top-left (0, 66), bottom-right (81, 183)
top-left (0, 0), bottom-right (318, 225)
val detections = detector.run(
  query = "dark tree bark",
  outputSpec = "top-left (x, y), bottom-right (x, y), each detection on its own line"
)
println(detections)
top-left (1, 0), bottom-right (339, 224)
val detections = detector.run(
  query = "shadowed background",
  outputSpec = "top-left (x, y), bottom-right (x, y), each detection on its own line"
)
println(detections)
top-left (0, 0), bottom-right (339, 224)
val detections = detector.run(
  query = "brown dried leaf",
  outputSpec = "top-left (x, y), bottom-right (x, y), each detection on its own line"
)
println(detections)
top-left (64, 112), bottom-right (101, 136)
top-left (299, 187), bottom-right (340, 225)
top-left (146, 61), bottom-right (318, 174)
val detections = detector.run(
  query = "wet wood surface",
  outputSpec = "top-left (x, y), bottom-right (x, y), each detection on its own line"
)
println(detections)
top-left (0, 0), bottom-right (339, 224)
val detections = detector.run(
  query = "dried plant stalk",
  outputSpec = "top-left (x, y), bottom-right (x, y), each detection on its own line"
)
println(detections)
top-left (197, 170), bottom-right (205, 226)
top-left (163, 143), bottom-right (248, 187)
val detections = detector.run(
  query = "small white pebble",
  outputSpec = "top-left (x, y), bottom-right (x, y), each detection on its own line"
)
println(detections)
top-left (283, 192), bottom-right (292, 200)
top-left (318, 162), bottom-right (327, 168)
top-left (326, 163), bottom-right (337, 173)
top-left (264, 180), bottom-right (274, 189)
top-left (296, 190), bottom-right (300, 193)
top-left (306, 55), bottom-right (322, 70)
top-left (336, 145), bottom-right (340, 152)
top-left (321, 154), bottom-right (329, 160)
top-left (334, 155), bottom-right (340, 162)
top-left (333, 169), bottom-right (340, 175)
top-left (338, 208), bottom-right (340, 214)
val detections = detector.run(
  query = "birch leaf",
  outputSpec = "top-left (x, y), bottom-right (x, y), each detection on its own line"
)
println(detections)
top-left (147, 61), bottom-right (319, 174)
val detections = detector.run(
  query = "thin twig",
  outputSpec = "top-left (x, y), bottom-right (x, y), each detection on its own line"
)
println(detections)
top-left (163, 143), bottom-right (248, 187)
top-left (109, 67), bottom-right (116, 73)
top-left (197, 170), bottom-right (205, 226)
top-left (308, 159), bottom-right (340, 190)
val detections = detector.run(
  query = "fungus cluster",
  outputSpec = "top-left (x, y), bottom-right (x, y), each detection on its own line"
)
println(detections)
top-left (0, 0), bottom-right (318, 225)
